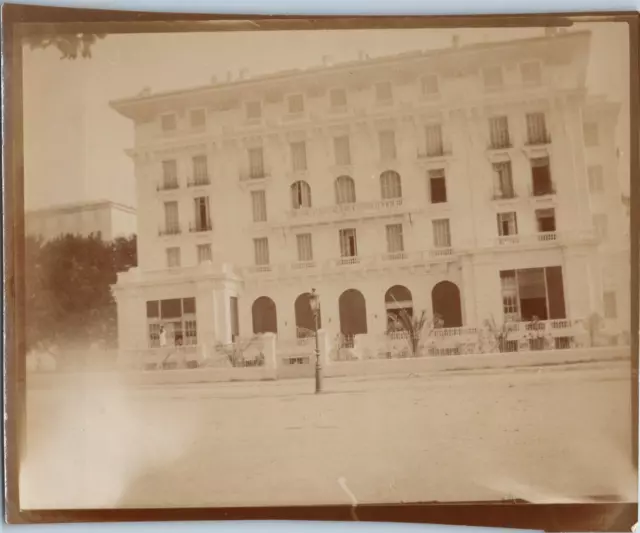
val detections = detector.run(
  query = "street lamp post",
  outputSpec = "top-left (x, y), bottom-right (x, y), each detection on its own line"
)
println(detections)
top-left (309, 288), bottom-right (322, 394)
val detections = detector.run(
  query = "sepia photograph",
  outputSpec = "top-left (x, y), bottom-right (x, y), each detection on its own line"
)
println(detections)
top-left (5, 9), bottom-right (637, 521)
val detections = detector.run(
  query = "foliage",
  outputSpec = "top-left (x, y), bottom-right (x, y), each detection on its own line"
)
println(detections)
top-left (215, 336), bottom-right (262, 367)
top-left (24, 232), bottom-right (137, 352)
top-left (24, 33), bottom-right (106, 59)
top-left (387, 298), bottom-right (441, 357)
top-left (483, 316), bottom-right (517, 353)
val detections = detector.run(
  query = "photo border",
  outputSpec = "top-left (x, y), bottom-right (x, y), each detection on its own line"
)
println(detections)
top-left (2, 5), bottom-right (638, 528)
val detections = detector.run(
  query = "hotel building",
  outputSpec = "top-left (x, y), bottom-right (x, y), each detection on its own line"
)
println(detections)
top-left (110, 30), bottom-right (630, 357)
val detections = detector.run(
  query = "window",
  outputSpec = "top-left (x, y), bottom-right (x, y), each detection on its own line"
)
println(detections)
top-left (386, 224), bottom-right (404, 254)
top-left (146, 297), bottom-right (197, 347)
top-left (604, 291), bottom-right (617, 319)
top-left (375, 81), bottom-right (393, 103)
top-left (246, 101), bottom-right (262, 120)
top-left (290, 141), bottom-right (308, 172)
top-left (531, 157), bottom-right (553, 196)
top-left (583, 122), bottom-right (599, 147)
top-left (291, 180), bottom-right (312, 209)
top-left (335, 175), bottom-right (356, 204)
top-left (425, 124), bottom-right (444, 157)
top-left (329, 88), bottom-right (347, 108)
top-left (489, 116), bottom-right (510, 149)
top-left (500, 270), bottom-right (519, 320)
top-left (521, 62), bottom-right (542, 85)
top-left (593, 214), bottom-right (608, 239)
top-left (166, 247), bottom-right (181, 268)
top-left (334, 135), bottom-right (351, 165)
top-left (421, 74), bottom-right (439, 96)
top-left (190, 109), bottom-right (206, 129)
top-left (526, 113), bottom-right (549, 145)
top-left (296, 233), bottom-right (313, 262)
top-left (339, 228), bottom-right (358, 257)
top-left (163, 201), bottom-right (180, 234)
top-left (197, 244), bottom-right (212, 264)
top-left (428, 169), bottom-right (447, 204)
top-left (497, 212), bottom-right (518, 237)
top-left (193, 196), bottom-right (212, 232)
top-left (500, 267), bottom-right (567, 322)
top-left (192, 155), bottom-right (209, 184)
top-left (251, 190), bottom-right (267, 222)
top-left (588, 165), bottom-right (604, 193)
top-left (160, 113), bottom-right (177, 132)
top-left (379, 130), bottom-right (397, 160)
top-left (248, 147), bottom-right (265, 179)
top-left (535, 208), bottom-right (556, 233)
top-left (253, 237), bottom-right (270, 266)
top-left (483, 66), bottom-right (504, 89)
top-left (380, 170), bottom-right (402, 200)
top-left (432, 219), bottom-right (451, 248)
top-left (288, 94), bottom-right (304, 114)
top-left (161, 159), bottom-right (178, 189)
top-left (492, 161), bottom-right (515, 199)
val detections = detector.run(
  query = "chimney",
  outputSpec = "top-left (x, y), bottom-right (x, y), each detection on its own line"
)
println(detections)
top-left (322, 55), bottom-right (333, 67)
top-left (452, 35), bottom-right (460, 48)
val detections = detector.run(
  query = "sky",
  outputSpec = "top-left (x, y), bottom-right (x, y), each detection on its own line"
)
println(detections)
top-left (21, 22), bottom-right (629, 211)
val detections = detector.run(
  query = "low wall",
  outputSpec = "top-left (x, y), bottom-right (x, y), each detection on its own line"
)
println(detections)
top-left (27, 346), bottom-right (630, 390)
top-left (323, 346), bottom-right (631, 378)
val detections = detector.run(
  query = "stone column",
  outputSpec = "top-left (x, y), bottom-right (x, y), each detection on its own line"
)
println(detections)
top-left (262, 332), bottom-right (278, 379)
top-left (196, 283), bottom-right (216, 357)
top-left (460, 254), bottom-right (478, 326)
top-left (213, 287), bottom-right (232, 345)
top-left (563, 246), bottom-right (594, 320)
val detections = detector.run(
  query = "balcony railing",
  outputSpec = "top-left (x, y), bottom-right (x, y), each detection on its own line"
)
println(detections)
top-left (526, 133), bottom-right (552, 146)
top-left (189, 220), bottom-right (213, 233)
top-left (488, 139), bottom-right (512, 150)
top-left (187, 175), bottom-right (211, 187)
top-left (417, 147), bottom-right (450, 159)
top-left (492, 190), bottom-right (517, 201)
top-left (495, 231), bottom-right (558, 247)
top-left (239, 170), bottom-right (269, 182)
top-left (158, 225), bottom-right (181, 236)
top-left (287, 197), bottom-right (404, 221)
top-left (531, 184), bottom-right (556, 197)
top-left (157, 181), bottom-right (179, 191)
top-left (291, 260), bottom-right (317, 270)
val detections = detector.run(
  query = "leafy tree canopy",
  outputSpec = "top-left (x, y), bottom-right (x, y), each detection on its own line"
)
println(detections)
top-left (24, 33), bottom-right (106, 59)
top-left (25, 232), bottom-right (136, 352)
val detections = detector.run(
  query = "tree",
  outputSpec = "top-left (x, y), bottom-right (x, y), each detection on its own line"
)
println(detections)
top-left (387, 299), bottom-right (440, 357)
top-left (482, 316), bottom-right (517, 353)
top-left (24, 33), bottom-right (106, 59)
top-left (24, 232), bottom-right (137, 352)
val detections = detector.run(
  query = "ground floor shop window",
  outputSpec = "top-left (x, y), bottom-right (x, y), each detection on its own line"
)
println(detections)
top-left (499, 266), bottom-right (566, 322)
top-left (146, 297), bottom-right (197, 347)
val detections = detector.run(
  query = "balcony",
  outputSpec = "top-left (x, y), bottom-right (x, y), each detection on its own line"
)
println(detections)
top-left (239, 170), bottom-right (271, 190)
top-left (526, 133), bottom-right (552, 146)
top-left (494, 231), bottom-right (559, 247)
top-left (487, 139), bottom-right (512, 151)
top-left (187, 175), bottom-right (211, 187)
top-left (189, 220), bottom-right (213, 233)
top-left (285, 198), bottom-right (406, 226)
top-left (157, 181), bottom-right (179, 192)
top-left (491, 190), bottom-right (517, 201)
top-left (158, 225), bottom-right (181, 236)
top-left (417, 147), bottom-right (451, 160)
top-left (240, 247), bottom-right (458, 279)
top-left (530, 184), bottom-right (556, 198)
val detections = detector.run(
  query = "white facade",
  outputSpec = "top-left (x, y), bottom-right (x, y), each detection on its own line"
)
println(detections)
top-left (26, 200), bottom-right (137, 242)
top-left (110, 30), bottom-right (630, 355)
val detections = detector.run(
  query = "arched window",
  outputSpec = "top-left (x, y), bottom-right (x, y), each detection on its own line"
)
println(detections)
top-left (294, 292), bottom-right (321, 338)
top-left (432, 281), bottom-right (463, 327)
top-left (339, 289), bottom-right (368, 336)
top-left (380, 170), bottom-right (402, 200)
top-left (291, 180), bottom-right (312, 209)
top-left (335, 175), bottom-right (356, 205)
top-left (385, 285), bottom-right (414, 331)
top-left (252, 296), bottom-right (278, 334)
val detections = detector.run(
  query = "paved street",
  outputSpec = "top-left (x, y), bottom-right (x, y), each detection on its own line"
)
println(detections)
top-left (21, 361), bottom-right (636, 509)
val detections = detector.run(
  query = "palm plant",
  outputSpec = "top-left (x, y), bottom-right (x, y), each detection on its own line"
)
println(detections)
top-left (387, 297), bottom-right (439, 357)
top-left (483, 316), bottom-right (516, 353)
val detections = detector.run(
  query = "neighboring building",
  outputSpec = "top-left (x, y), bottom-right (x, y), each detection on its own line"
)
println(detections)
top-left (110, 30), bottom-right (630, 356)
top-left (26, 200), bottom-right (137, 242)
